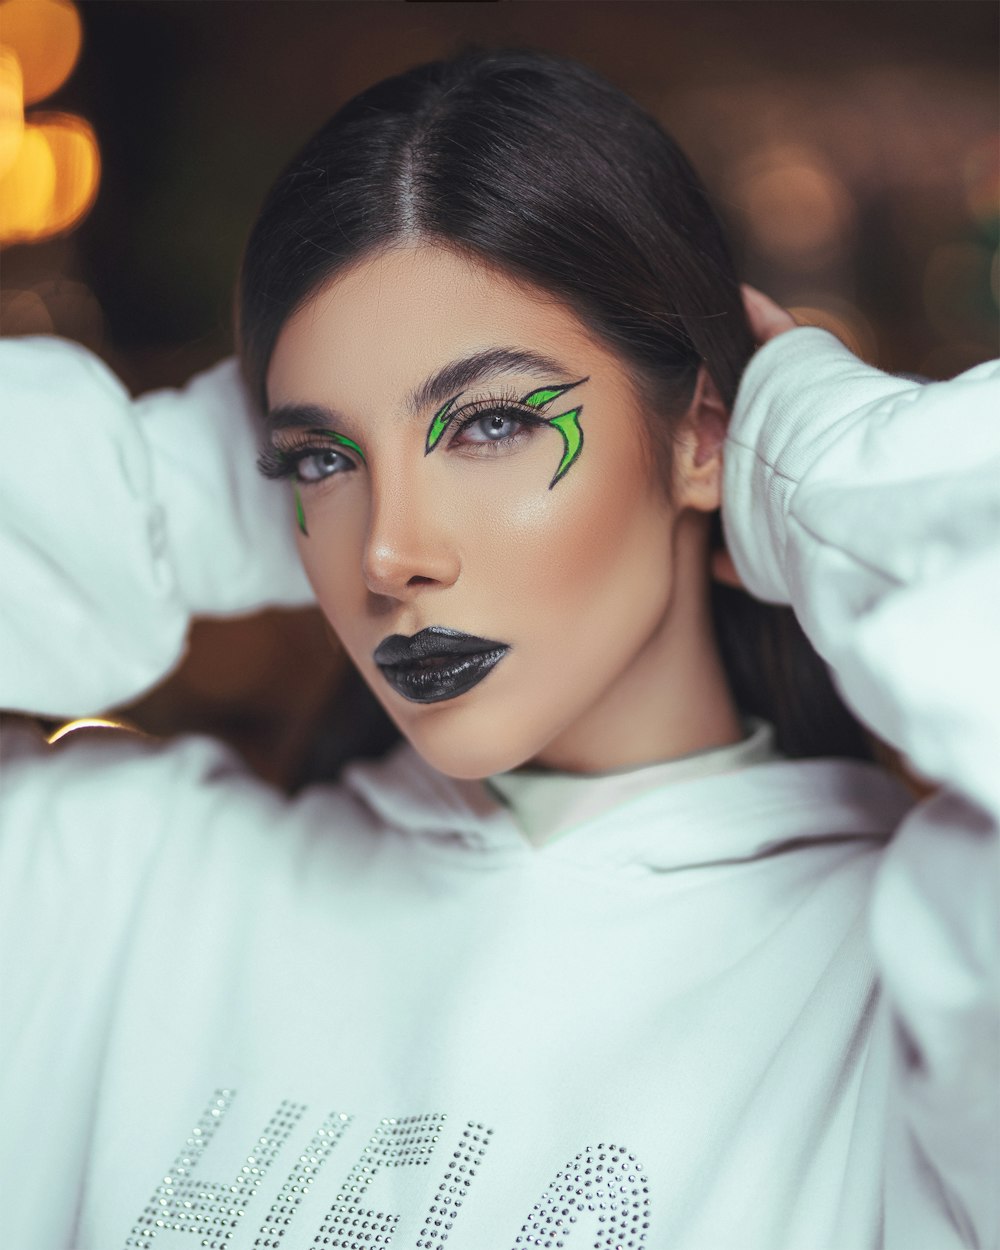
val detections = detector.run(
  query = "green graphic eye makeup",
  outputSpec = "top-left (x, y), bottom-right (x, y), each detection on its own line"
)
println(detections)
top-left (522, 382), bottom-right (585, 489)
top-left (257, 426), bottom-right (366, 539)
top-left (269, 377), bottom-right (588, 542)
top-left (294, 485), bottom-right (308, 537)
top-left (292, 430), bottom-right (364, 538)
top-left (425, 396), bottom-right (460, 454)
top-left (425, 377), bottom-right (588, 489)
top-left (545, 406), bottom-right (584, 487)
top-left (305, 428), bottom-right (366, 463)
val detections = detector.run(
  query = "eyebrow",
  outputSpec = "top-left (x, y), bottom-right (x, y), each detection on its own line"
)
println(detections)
top-left (265, 346), bottom-right (575, 436)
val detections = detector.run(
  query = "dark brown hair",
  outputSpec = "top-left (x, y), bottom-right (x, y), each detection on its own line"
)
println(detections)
top-left (238, 43), bottom-right (875, 784)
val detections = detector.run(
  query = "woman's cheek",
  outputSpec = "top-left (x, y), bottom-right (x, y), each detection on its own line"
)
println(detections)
top-left (294, 514), bottom-right (363, 622)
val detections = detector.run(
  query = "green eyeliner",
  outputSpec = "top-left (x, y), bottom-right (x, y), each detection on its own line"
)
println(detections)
top-left (521, 381), bottom-right (586, 488)
top-left (290, 427), bottom-right (364, 539)
top-left (294, 485), bottom-right (308, 537)
top-left (306, 427), bottom-right (366, 462)
top-left (522, 385), bottom-right (567, 409)
top-left (423, 377), bottom-right (588, 489)
top-left (547, 406), bottom-right (584, 487)
top-left (425, 396), bottom-right (459, 454)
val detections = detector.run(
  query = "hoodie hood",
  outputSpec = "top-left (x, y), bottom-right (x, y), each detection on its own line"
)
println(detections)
top-left (340, 735), bottom-right (918, 873)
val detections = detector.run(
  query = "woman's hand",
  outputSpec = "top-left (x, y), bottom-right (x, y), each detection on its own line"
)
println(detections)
top-left (710, 285), bottom-right (798, 589)
top-left (739, 283), bottom-right (798, 344)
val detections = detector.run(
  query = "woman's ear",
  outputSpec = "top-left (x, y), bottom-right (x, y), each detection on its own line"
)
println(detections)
top-left (674, 363), bottom-right (729, 512)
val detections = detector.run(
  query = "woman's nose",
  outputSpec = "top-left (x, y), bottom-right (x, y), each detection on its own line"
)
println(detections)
top-left (361, 477), bottom-right (460, 600)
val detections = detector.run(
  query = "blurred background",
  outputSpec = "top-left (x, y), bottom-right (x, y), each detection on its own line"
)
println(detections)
top-left (2, 0), bottom-right (998, 786)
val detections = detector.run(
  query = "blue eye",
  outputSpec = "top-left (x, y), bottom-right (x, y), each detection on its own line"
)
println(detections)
top-left (295, 448), bottom-right (351, 482)
top-left (448, 402), bottom-right (544, 450)
top-left (463, 412), bottom-right (523, 443)
top-left (256, 443), bottom-right (356, 485)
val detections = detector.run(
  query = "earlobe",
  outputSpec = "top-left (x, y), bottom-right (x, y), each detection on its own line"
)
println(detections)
top-left (676, 365), bottom-right (729, 511)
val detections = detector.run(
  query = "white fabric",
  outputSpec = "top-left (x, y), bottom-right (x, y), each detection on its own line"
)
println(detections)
top-left (0, 329), bottom-right (997, 1250)
top-left (487, 716), bottom-right (784, 845)
top-left (0, 338), bottom-right (312, 717)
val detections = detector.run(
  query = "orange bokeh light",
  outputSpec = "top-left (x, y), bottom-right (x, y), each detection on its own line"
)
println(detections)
top-left (734, 145), bottom-right (856, 264)
top-left (0, 45), bottom-right (23, 175)
top-left (0, 0), bottom-right (99, 245)
top-left (0, 121), bottom-right (55, 241)
top-left (0, 111), bottom-right (98, 244)
top-left (35, 110), bottom-right (98, 233)
top-left (0, 0), bottom-right (81, 105)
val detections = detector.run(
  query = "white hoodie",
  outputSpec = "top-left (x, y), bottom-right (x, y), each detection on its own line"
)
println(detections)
top-left (0, 329), bottom-right (996, 1250)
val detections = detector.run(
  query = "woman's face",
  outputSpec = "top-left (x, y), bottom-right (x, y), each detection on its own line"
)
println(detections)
top-left (265, 242), bottom-right (734, 779)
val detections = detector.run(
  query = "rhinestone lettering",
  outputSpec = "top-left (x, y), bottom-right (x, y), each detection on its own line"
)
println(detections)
top-left (312, 1111), bottom-right (447, 1247)
top-left (125, 1090), bottom-right (305, 1249)
top-left (513, 1143), bottom-right (651, 1248)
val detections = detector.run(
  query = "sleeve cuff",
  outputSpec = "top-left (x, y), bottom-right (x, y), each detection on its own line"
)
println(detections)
top-left (721, 327), bottom-right (920, 604)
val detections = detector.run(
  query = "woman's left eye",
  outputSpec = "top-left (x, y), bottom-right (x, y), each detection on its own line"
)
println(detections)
top-left (452, 407), bottom-right (531, 447)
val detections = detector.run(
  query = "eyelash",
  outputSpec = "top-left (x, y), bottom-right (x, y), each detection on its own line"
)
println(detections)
top-left (256, 434), bottom-right (356, 486)
top-left (256, 387), bottom-right (549, 486)
top-left (444, 389), bottom-right (547, 453)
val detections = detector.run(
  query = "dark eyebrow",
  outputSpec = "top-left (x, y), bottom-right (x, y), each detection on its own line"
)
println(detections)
top-left (404, 346), bottom-right (573, 417)
top-left (264, 404), bottom-right (343, 436)
top-left (264, 346), bottom-right (574, 436)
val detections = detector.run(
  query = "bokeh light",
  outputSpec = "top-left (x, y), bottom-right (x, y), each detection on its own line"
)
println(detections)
top-left (0, 285), bottom-right (53, 333)
top-left (0, 0), bottom-right (81, 104)
top-left (731, 144), bottom-right (856, 266)
top-left (32, 111), bottom-right (98, 233)
top-left (0, 0), bottom-right (99, 247)
top-left (962, 133), bottom-right (1000, 231)
top-left (787, 297), bottom-right (877, 362)
top-left (0, 274), bottom-right (102, 342)
top-left (0, 45), bottom-right (23, 175)
top-left (0, 113), bottom-right (98, 243)
top-left (0, 122), bottom-right (55, 241)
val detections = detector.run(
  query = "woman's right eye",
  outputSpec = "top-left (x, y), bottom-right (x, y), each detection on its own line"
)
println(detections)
top-left (294, 448), bottom-right (352, 483)
top-left (257, 442), bottom-right (356, 485)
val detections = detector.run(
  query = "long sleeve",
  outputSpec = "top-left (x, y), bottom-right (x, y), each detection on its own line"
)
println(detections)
top-left (723, 328), bottom-right (1000, 1247)
top-left (0, 336), bottom-right (313, 717)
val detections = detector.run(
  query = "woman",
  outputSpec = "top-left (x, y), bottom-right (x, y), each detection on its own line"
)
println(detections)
top-left (1, 46), bottom-right (997, 1250)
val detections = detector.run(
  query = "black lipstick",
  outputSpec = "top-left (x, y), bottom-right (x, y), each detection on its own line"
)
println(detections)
top-left (373, 626), bottom-right (510, 704)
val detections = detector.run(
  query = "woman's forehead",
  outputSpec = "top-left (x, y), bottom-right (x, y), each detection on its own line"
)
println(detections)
top-left (266, 243), bottom-right (610, 412)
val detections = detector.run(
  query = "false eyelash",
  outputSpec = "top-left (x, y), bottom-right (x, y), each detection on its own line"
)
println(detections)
top-left (256, 445), bottom-right (298, 481)
top-left (255, 435), bottom-right (356, 482)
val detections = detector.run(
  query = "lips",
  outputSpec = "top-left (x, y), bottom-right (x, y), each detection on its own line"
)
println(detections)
top-left (373, 626), bottom-right (510, 704)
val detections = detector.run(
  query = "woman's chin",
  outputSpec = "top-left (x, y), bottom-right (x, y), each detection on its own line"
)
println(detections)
top-left (394, 711), bottom-right (542, 781)
top-left (406, 735), bottom-right (525, 781)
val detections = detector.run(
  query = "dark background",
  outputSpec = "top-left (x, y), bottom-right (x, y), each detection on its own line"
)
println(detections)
top-left (4, 1), bottom-right (998, 784)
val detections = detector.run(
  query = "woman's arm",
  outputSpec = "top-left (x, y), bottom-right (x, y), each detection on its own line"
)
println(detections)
top-left (0, 336), bottom-right (314, 1233)
top-left (0, 336), bottom-right (313, 718)
top-left (721, 298), bottom-right (999, 1247)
